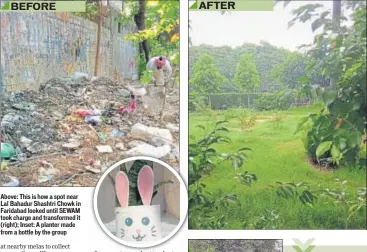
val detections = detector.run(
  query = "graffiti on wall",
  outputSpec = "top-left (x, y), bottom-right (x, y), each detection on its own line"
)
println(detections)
top-left (0, 12), bottom-right (137, 92)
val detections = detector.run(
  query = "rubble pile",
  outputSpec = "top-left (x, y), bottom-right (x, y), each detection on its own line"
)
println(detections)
top-left (0, 76), bottom-right (179, 187)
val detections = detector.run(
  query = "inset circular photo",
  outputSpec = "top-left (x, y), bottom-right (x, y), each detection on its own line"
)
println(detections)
top-left (93, 156), bottom-right (187, 248)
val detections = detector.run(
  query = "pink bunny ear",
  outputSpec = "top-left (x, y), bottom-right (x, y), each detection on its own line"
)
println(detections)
top-left (115, 171), bottom-right (129, 207)
top-left (138, 165), bottom-right (154, 205)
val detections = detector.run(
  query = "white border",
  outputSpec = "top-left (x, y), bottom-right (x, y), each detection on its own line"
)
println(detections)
top-left (93, 156), bottom-right (188, 249)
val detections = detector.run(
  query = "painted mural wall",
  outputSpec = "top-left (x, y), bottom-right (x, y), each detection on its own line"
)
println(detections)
top-left (0, 12), bottom-right (138, 92)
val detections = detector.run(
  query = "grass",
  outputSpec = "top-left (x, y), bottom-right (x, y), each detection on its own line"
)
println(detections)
top-left (189, 106), bottom-right (366, 229)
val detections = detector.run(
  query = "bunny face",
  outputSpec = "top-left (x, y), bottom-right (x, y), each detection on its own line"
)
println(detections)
top-left (115, 165), bottom-right (162, 243)
top-left (115, 205), bottom-right (161, 243)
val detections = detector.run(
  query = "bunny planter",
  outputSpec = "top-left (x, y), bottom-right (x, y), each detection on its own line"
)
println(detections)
top-left (115, 165), bottom-right (162, 244)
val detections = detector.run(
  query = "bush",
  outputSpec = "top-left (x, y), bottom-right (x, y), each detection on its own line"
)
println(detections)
top-left (254, 89), bottom-right (297, 111)
top-left (189, 92), bottom-right (207, 112)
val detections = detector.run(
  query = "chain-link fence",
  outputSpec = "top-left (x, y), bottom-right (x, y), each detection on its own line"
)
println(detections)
top-left (189, 92), bottom-right (311, 111)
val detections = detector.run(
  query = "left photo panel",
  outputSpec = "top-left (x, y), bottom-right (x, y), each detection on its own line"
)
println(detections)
top-left (0, 1), bottom-right (186, 251)
top-left (0, 0), bottom-right (180, 187)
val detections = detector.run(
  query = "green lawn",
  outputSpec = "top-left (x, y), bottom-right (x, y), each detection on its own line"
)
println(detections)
top-left (189, 106), bottom-right (366, 229)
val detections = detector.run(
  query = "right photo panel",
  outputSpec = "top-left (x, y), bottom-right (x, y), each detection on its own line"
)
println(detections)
top-left (188, 0), bottom-right (366, 230)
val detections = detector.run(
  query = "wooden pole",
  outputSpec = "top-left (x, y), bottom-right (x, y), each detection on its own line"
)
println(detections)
top-left (94, 0), bottom-right (102, 76)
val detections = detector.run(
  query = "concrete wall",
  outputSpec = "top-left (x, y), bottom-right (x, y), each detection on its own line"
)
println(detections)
top-left (0, 12), bottom-right (138, 92)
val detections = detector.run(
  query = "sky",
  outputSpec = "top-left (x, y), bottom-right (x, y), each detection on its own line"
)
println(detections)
top-left (190, 1), bottom-right (334, 51)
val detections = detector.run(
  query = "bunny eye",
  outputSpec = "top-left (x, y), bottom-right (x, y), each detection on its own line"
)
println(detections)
top-left (141, 217), bottom-right (150, 226)
top-left (125, 217), bottom-right (133, 226)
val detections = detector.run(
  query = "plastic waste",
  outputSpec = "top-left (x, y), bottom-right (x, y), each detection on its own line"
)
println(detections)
top-left (110, 129), bottom-right (124, 137)
top-left (1, 143), bottom-right (16, 159)
top-left (85, 116), bottom-right (101, 126)
top-left (3, 176), bottom-right (20, 187)
top-left (124, 143), bottom-right (171, 159)
top-left (76, 109), bottom-right (102, 117)
top-left (73, 72), bottom-right (89, 79)
top-left (130, 123), bottom-right (173, 145)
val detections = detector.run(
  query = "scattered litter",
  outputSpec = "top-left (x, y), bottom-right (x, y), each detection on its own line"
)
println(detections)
top-left (85, 115), bottom-right (101, 126)
top-left (39, 167), bottom-right (59, 177)
top-left (12, 102), bottom-right (36, 111)
top-left (1, 161), bottom-right (8, 170)
top-left (150, 136), bottom-right (167, 147)
top-left (130, 123), bottom-right (173, 145)
top-left (76, 109), bottom-right (102, 117)
top-left (3, 176), bottom-right (20, 187)
top-left (127, 140), bottom-right (147, 149)
top-left (171, 145), bottom-right (179, 160)
top-left (120, 96), bottom-right (136, 114)
top-left (38, 163), bottom-right (59, 184)
top-left (91, 76), bottom-right (100, 82)
top-left (166, 123), bottom-right (179, 133)
top-left (124, 143), bottom-right (171, 159)
top-left (0, 75), bottom-right (179, 186)
top-left (1, 114), bottom-right (23, 130)
top-left (115, 143), bottom-right (125, 150)
top-left (127, 85), bottom-right (147, 96)
top-left (73, 72), bottom-right (89, 79)
top-left (40, 161), bottom-right (54, 169)
top-left (26, 142), bottom-right (48, 154)
top-left (62, 141), bottom-right (81, 151)
top-left (20, 136), bottom-right (33, 147)
top-left (96, 145), bottom-right (113, 153)
top-left (85, 166), bottom-right (101, 174)
top-left (110, 129), bottom-right (124, 137)
top-left (1, 143), bottom-right (16, 158)
top-left (38, 175), bottom-right (53, 184)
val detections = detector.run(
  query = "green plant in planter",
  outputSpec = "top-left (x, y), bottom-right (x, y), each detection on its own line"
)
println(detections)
top-left (109, 160), bottom-right (173, 207)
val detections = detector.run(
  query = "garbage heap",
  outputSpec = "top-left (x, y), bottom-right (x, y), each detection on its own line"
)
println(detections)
top-left (0, 76), bottom-right (179, 187)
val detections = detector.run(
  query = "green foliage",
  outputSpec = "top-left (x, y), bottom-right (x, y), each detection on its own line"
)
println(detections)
top-left (272, 182), bottom-right (317, 207)
top-left (235, 171), bottom-right (258, 186)
top-left (190, 54), bottom-right (227, 94)
top-left (189, 42), bottom-right (322, 92)
top-left (119, 1), bottom-right (179, 76)
top-left (293, 6), bottom-right (366, 167)
top-left (188, 121), bottom-right (254, 229)
top-left (273, 179), bottom-right (366, 228)
top-left (254, 89), bottom-right (296, 111)
top-left (244, 209), bottom-right (280, 229)
top-left (239, 112), bottom-right (257, 131)
top-left (233, 54), bottom-right (260, 93)
top-left (271, 53), bottom-right (308, 89)
top-left (73, 0), bottom-right (98, 21)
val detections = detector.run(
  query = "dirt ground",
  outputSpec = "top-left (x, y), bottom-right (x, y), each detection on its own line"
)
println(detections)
top-left (0, 76), bottom-right (179, 187)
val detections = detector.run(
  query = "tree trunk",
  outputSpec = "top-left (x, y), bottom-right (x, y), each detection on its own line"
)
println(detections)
top-left (330, 0), bottom-right (341, 88)
top-left (134, 0), bottom-right (150, 63)
top-left (94, 1), bottom-right (102, 76)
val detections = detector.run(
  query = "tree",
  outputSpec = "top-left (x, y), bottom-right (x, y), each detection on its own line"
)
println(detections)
top-left (293, 3), bottom-right (366, 167)
top-left (134, 0), bottom-right (150, 63)
top-left (189, 54), bottom-right (226, 95)
top-left (271, 53), bottom-right (306, 89)
top-left (233, 54), bottom-right (260, 107)
top-left (121, 0), bottom-right (179, 75)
